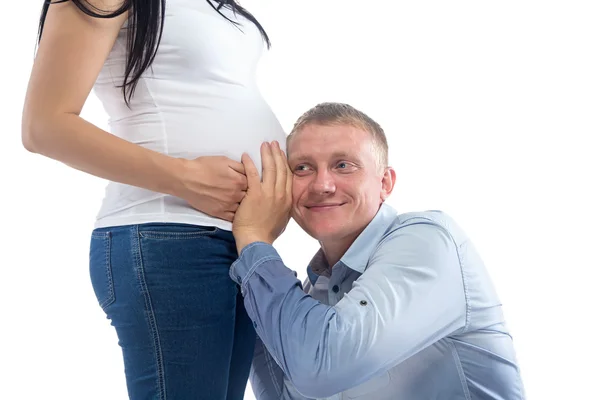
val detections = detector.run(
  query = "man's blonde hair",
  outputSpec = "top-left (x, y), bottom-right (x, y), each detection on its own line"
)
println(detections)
top-left (287, 102), bottom-right (389, 169)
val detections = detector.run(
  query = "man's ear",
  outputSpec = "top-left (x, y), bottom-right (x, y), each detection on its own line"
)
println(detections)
top-left (380, 167), bottom-right (396, 202)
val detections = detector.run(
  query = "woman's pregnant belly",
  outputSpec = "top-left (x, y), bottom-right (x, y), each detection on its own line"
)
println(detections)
top-left (112, 88), bottom-right (286, 165)
top-left (95, 89), bottom-right (287, 223)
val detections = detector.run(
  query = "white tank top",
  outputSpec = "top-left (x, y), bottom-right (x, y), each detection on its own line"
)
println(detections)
top-left (92, 0), bottom-right (286, 230)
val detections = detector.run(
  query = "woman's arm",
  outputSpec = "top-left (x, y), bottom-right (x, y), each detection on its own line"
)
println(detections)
top-left (22, 1), bottom-right (247, 221)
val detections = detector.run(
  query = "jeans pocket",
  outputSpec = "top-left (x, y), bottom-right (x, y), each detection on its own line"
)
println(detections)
top-left (89, 231), bottom-right (115, 311)
top-left (138, 223), bottom-right (219, 240)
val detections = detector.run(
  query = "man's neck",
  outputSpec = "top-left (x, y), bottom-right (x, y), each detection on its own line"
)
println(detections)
top-left (319, 206), bottom-right (383, 268)
top-left (320, 235), bottom-right (356, 268)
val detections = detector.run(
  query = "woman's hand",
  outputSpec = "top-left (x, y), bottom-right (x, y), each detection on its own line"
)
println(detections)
top-left (232, 141), bottom-right (292, 253)
top-left (178, 156), bottom-right (248, 222)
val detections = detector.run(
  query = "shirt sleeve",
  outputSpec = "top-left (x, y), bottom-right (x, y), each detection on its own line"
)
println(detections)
top-left (230, 222), bottom-right (467, 398)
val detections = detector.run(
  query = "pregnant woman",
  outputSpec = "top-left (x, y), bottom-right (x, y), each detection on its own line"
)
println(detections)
top-left (21, 1), bottom-right (286, 399)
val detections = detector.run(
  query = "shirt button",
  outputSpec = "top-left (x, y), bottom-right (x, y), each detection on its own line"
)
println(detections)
top-left (253, 321), bottom-right (258, 328)
top-left (332, 285), bottom-right (339, 293)
top-left (237, 276), bottom-right (242, 284)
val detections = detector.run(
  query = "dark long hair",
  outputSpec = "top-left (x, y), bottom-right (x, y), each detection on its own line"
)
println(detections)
top-left (38, 0), bottom-right (270, 106)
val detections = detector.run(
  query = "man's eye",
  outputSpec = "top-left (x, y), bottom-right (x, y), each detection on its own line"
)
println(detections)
top-left (337, 162), bottom-right (348, 169)
top-left (295, 165), bottom-right (309, 171)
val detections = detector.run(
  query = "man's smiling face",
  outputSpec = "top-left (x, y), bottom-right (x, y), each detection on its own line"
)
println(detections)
top-left (287, 123), bottom-right (393, 244)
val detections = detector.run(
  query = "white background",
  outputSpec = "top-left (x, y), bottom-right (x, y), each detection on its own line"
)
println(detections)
top-left (1, 1), bottom-right (599, 399)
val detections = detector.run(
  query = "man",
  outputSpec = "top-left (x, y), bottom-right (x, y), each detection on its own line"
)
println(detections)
top-left (231, 103), bottom-right (525, 399)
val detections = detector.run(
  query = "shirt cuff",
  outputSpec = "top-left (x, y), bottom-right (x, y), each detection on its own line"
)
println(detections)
top-left (230, 242), bottom-right (282, 294)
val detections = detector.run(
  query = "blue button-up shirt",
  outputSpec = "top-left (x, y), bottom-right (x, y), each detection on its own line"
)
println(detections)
top-left (230, 204), bottom-right (525, 399)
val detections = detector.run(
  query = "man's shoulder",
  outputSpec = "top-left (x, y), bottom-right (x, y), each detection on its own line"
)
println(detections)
top-left (395, 209), bottom-right (450, 222)
top-left (391, 208), bottom-right (456, 231)
top-left (381, 206), bottom-right (469, 247)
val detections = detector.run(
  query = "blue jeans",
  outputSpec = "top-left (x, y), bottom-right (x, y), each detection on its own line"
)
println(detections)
top-left (89, 223), bottom-right (255, 400)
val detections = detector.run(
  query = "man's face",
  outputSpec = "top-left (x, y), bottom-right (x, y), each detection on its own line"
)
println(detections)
top-left (287, 123), bottom-right (395, 244)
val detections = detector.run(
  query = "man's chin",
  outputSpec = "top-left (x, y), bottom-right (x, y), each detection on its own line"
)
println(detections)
top-left (293, 214), bottom-right (341, 241)
top-left (304, 225), bottom-right (340, 243)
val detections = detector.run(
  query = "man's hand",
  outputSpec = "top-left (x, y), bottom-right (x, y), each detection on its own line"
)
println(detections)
top-left (232, 140), bottom-right (292, 254)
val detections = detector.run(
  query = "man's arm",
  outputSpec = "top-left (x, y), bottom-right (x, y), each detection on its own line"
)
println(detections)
top-left (231, 222), bottom-right (467, 398)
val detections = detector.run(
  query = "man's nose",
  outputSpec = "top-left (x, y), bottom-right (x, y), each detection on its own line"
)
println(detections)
top-left (310, 169), bottom-right (336, 194)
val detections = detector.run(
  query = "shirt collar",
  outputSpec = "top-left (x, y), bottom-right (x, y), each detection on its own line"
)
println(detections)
top-left (306, 202), bottom-right (398, 283)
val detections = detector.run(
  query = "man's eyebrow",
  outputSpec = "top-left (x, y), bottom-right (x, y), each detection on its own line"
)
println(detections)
top-left (287, 153), bottom-right (312, 162)
top-left (330, 151), bottom-right (353, 159)
top-left (288, 151), bottom-right (353, 162)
